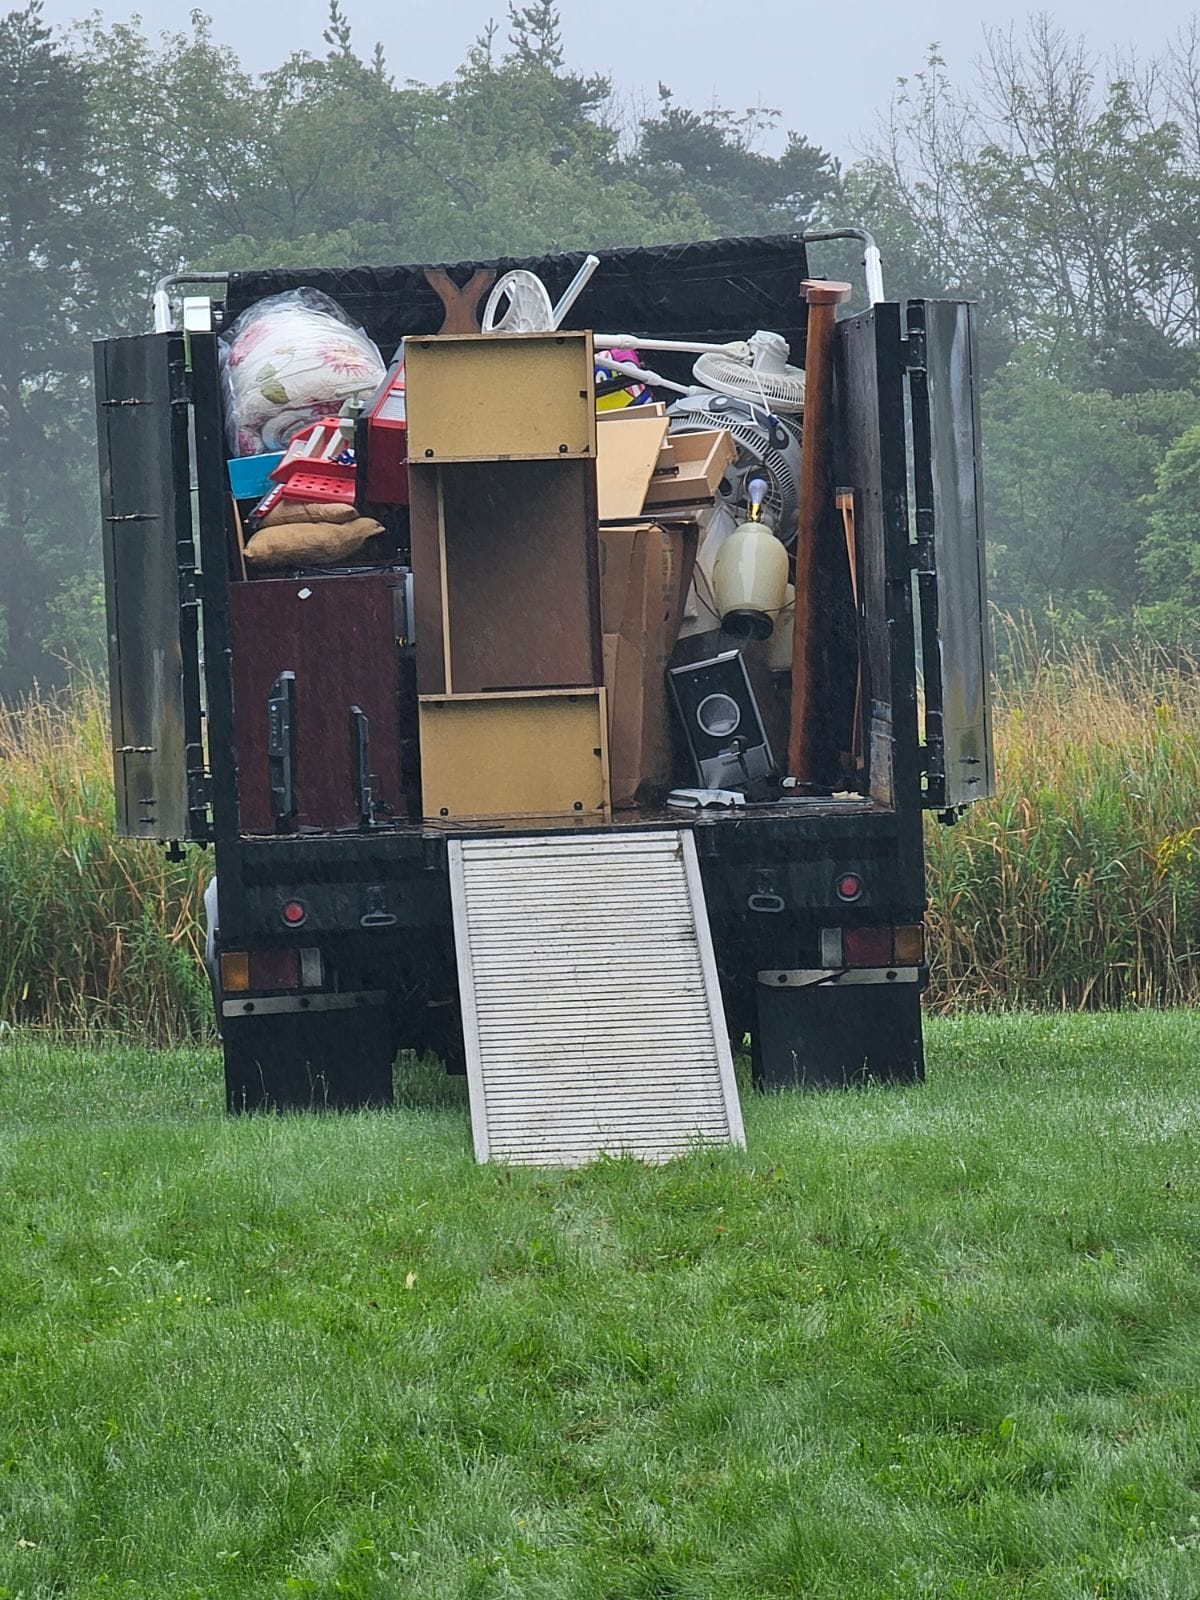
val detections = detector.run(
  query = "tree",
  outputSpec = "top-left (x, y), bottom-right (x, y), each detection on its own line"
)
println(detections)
top-left (855, 25), bottom-right (1200, 380)
top-left (1138, 425), bottom-right (1200, 643)
top-left (982, 351), bottom-right (1200, 635)
top-left (0, 3), bottom-right (98, 692)
top-left (632, 86), bottom-right (837, 237)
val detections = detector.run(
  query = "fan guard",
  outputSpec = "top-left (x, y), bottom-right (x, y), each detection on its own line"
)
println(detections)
top-left (482, 270), bottom-right (556, 333)
top-left (692, 330), bottom-right (806, 414)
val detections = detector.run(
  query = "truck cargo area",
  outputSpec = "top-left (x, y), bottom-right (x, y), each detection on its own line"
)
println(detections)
top-left (96, 232), bottom-right (993, 1124)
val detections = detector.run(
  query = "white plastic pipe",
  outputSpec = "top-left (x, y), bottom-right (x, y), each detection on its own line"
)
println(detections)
top-left (596, 356), bottom-right (691, 396)
top-left (551, 253), bottom-right (600, 328)
top-left (594, 335), bottom-right (750, 358)
top-left (864, 244), bottom-right (885, 306)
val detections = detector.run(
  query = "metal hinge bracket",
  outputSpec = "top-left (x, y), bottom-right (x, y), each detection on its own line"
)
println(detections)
top-left (901, 329), bottom-right (926, 370)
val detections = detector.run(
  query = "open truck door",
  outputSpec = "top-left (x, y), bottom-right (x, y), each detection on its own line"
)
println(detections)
top-left (907, 299), bottom-right (995, 814)
top-left (754, 295), bottom-right (995, 1093)
top-left (834, 297), bottom-right (995, 817)
top-left (95, 333), bottom-right (207, 842)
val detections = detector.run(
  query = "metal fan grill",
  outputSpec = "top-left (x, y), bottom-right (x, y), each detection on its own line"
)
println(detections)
top-left (668, 393), bottom-right (803, 542)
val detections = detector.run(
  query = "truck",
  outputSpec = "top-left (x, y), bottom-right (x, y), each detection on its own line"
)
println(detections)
top-left (94, 230), bottom-right (993, 1115)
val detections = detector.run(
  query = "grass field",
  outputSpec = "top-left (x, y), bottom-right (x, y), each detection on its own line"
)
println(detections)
top-left (0, 1013), bottom-right (1199, 1597)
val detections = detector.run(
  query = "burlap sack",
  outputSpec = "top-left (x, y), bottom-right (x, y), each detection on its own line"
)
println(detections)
top-left (244, 516), bottom-right (385, 569)
top-left (258, 499), bottom-right (358, 529)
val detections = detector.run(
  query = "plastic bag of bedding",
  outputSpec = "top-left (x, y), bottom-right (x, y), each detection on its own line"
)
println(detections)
top-left (220, 287), bottom-right (385, 455)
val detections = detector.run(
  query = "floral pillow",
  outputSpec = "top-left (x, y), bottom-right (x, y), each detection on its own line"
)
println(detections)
top-left (221, 288), bottom-right (386, 455)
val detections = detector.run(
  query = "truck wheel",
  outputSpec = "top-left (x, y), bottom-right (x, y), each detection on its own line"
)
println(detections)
top-left (223, 1005), bottom-right (395, 1113)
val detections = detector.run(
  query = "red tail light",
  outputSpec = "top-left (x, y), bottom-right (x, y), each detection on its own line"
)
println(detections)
top-left (280, 899), bottom-right (307, 927)
top-left (249, 949), bottom-right (299, 990)
top-left (843, 926), bottom-right (894, 966)
top-left (829, 924), bottom-right (925, 968)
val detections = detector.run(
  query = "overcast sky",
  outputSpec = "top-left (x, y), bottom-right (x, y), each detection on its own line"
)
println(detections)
top-left (37, 0), bottom-right (1200, 159)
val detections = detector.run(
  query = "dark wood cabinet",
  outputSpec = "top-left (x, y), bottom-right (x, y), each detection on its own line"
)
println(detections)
top-left (230, 573), bottom-right (408, 832)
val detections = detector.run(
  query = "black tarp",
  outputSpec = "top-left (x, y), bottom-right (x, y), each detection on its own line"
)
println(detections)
top-left (223, 234), bottom-right (811, 373)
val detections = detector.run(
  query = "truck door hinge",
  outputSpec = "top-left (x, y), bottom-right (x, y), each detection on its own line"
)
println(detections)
top-left (185, 744), bottom-right (212, 836)
top-left (901, 330), bottom-right (926, 370)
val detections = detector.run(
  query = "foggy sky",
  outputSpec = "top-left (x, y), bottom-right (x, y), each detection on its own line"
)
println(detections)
top-left (35, 0), bottom-right (1200, 160)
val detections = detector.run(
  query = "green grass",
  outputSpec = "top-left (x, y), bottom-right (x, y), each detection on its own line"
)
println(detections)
top-left (1, 1015), bottom-right (1199, 1597)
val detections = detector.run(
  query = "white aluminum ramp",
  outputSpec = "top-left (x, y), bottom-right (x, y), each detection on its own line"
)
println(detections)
top-left (448, 829), bottom-right (744, 1165)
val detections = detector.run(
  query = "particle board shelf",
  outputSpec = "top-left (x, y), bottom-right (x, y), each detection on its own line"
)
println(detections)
top-left (405, 331), bottom-right (596, 463)
top-left (408, 458), bottom-right (602, 698)
top-left (419, 689), bottom-right (610, 822)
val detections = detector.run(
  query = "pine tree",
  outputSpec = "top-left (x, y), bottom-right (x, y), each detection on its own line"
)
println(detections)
top-left (0, 2), bottom-right (95, 692)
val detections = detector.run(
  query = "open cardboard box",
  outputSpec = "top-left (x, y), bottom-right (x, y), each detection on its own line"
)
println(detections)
top-left (644, 428), bottom-right (736, 511)
top-left (597, 411), bottom-right (735, 522)
top-left (599, 521), bottom-right (698, 807)
top-left (595, 410), bottom-right (670, 521)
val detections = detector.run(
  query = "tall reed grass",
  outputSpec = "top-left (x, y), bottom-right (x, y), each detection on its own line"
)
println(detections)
top-left (925, 627), bottom-right (1200, 1010)
top-left (3, 638), bottom-right (1199, 1039)
top-left (0, 682), bottom-right (209, 1039)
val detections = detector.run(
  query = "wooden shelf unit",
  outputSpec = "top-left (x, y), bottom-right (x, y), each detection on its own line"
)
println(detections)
top-left (419, 688), bottom-right (610, 823)
top-left (405, 331), bottom-right (597, 463)
top-left (405, 331), bottom-right (610, 821)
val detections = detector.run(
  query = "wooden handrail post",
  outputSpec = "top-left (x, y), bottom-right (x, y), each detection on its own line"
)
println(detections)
top-left (787, 278), bottom-right (852, 782)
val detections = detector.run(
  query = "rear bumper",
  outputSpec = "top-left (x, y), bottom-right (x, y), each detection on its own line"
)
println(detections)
top-left (220, 989), bottom-right (387, 1019)
top-left (217, 804), bottom-right (921, 939)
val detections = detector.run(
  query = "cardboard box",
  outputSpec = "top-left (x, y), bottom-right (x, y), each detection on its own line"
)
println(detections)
top-left (599, 523), bottom-right (698, 807)
top-left (596, 410), bottom-right (669, 521)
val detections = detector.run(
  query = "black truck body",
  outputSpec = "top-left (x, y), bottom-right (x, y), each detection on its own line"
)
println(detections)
top-left (95, 233), bottom-right (993, 1109)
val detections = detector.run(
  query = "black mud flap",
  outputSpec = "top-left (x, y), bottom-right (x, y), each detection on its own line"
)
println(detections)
top-left (753, 977), bottom-right (924, 1089)
top-left (223, 1007), bottom-right (395, 1112)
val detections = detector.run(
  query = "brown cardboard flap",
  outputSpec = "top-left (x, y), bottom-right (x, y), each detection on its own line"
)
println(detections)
top-left (599, 522), bottom-right (698, 807)
top-left (596, 411), bottom-right (670, 521)
top-left (600, 401), bottom-right (669, 422)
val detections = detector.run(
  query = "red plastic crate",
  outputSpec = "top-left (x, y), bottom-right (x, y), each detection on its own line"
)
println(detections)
top-left (275, 461), bottom-right (357, 503)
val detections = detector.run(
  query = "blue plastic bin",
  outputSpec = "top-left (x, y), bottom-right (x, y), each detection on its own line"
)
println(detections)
top-left (227, 453), bottom-right (284, 499)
